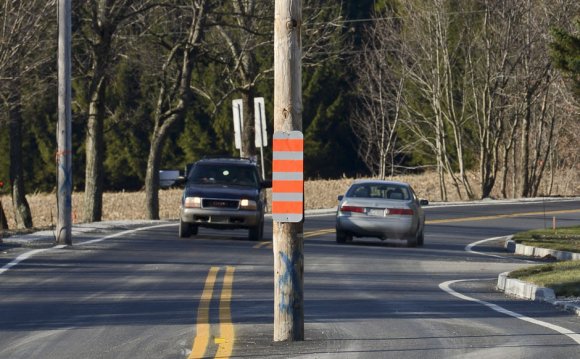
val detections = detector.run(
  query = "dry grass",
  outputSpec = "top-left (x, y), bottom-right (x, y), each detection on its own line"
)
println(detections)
top-left (1, 169), bottom-right (578, 229)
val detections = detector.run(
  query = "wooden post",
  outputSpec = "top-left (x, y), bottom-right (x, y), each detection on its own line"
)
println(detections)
top-left (273, 0), bottom-right (303, 341)
top-left (56, 0), bottom-right (72, 245)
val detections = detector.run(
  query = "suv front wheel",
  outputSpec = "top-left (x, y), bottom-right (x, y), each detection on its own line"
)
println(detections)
top-left (179, 218), bottom-right (198, 238)
top-left (248, 219), bottom-right (264, 241)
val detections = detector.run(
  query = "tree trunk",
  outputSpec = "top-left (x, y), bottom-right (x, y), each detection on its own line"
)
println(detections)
top-left (520, 96), bottom-right (532, 197)
top-left (0, 199), bottom-right (8, 230)
top-left (83, 78), bottom-right (105, 222)
top-left (145, 128), bottom-right (166, 220)
top-left (8, 77), bottom-right (33, 229)
top-left (241, 88), bottom-right (256, 158)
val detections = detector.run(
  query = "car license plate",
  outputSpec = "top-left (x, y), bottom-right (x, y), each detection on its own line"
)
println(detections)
top-left (368, 209), bottom-right (384, 217)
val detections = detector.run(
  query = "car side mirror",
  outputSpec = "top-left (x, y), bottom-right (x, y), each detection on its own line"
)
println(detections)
top-left (174, 176), bottom-right (186, 186)
top-left (261, 180), bottom-right (272, 188)
top-left (337, 195), bottom-right (344, 201)
top-left (419, 199), bottom-right (429, 206)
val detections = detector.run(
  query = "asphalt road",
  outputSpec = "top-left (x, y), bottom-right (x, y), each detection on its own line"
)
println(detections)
top-left (0, 199), bottom-right (579, 359)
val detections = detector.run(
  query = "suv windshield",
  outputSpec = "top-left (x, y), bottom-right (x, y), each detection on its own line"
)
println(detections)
top-left (188, 164), bottom-right (259, 187)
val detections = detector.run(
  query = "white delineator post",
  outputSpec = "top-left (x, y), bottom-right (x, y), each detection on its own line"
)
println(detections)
top-left (273, 0), bottom-right (304, 342)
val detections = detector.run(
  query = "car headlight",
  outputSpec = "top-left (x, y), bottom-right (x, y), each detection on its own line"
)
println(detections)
top-left (184, 196), bottom-right (202, 208)
top-left (240, 199), bottom-right (257, 210)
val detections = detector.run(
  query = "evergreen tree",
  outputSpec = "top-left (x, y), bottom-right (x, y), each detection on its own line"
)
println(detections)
top-left (550, 19), bottom-right (580, 98)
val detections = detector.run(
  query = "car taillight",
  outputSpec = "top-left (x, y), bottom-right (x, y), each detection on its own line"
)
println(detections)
top-left (340, 205), bottom-right (365, 213)
top-left (387, 208), bottom-right (414, 215)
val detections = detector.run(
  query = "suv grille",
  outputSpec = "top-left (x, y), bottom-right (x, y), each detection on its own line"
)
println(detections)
top-left (202, 199), bottom-right (239, 209)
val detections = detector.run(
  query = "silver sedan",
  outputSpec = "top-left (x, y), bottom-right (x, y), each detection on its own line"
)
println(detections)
top-left (335, 180), bottom-right (428, 247)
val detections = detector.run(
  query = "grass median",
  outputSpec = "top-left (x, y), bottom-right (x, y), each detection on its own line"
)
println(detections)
top-left (509, 226), bottom-right (580, 297)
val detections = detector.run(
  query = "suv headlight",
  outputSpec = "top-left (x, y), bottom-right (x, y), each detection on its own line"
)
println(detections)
top-left (184, 196), bottom-right (202, 208)
top-left (240, 199), bottom-right (257, 210)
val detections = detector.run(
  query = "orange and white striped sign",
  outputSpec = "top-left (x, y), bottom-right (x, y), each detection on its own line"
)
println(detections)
top-left (272, 131), bottom-right (304, 222)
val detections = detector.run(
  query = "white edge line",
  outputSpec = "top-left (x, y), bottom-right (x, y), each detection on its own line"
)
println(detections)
top-left (0, 223), bottom-right (176, 276)
top-left (465, 236), bottom-right (535, 263)
top-left (439, 279), bottom-right (580, 345)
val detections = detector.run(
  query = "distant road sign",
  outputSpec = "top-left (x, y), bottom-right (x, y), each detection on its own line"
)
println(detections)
top-left (254, 97), bottom-right (267, 148)
top-left (272, 131), bottom-right (303, 223)
top-left (232, 99), bottom-right (243, 150)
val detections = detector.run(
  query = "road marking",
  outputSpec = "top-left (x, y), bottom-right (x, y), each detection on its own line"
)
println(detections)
top-left (0, 245), bottom-right (66, 275)
top-left (215, 266), bottom-right (235, 358)
top-left (254, 228), bottom-right (336, 249)
top-left (427, 208), bottom-right (580, 224)
top-left (304, 228), bottom-right (334, 238)
top-left (465, 236), bottom-right (535, 263)
top-left (189, 266), bottom-right (236, 359)
top-left (253, 241), bottom-right (271, 249)
top-left (189, 267), bottom-right (219, 359)
top-left (440, 279), bottom-right (580, 345)
top-left (0, 223), bottom-right (176, 276)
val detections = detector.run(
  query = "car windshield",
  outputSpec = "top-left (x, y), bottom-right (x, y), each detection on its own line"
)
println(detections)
top-left (188, 164), bottom-right (259, 187)
top-left (346, 183), bottom-right (410, 200)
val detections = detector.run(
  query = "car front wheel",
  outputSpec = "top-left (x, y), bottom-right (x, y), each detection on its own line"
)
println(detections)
top-left (417, 229), bottom-right (424, 246)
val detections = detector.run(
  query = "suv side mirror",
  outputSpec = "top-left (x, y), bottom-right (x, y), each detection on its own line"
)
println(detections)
top-left (419, 199), bottom-right (429, 206)
top-left (174, 176), bottom-right (186, 186)
top-left (261, 180), bottom-right (272, 188)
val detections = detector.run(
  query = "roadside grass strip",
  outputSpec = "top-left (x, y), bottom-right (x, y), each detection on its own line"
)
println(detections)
top-left (512, 225), bottom-right (580, 253)
top-left (440, 279), bottom-right (580, 345)
top-left (508, 261), bottom-right (580, 297)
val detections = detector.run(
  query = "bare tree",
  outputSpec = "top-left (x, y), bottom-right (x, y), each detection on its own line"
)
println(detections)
top-left (0, 0), bottom-right (55, 228)
top-left (351, 23), bottom-right (403, 179)
top-left (511, 0), bottom-right (577, 197)
top-left (375, 0), bottom-right (474, 200)
top-left (142, 0), bottom-right (214, 219)
top-left (214, 1), bottom-right (272, 158)
top-left (213, 0), bottom-right (343, 158)
top-left (76, 0), bottom-right (157, 223)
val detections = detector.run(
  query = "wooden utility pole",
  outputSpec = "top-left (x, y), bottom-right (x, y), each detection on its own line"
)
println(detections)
top-left (56, 0), bottom-right (72, 245)
top-left (273, 0), bottom-right (303, 341)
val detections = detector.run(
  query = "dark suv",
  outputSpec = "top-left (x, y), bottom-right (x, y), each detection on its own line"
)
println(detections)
top-left (178, 157), bottom-right (271, 240)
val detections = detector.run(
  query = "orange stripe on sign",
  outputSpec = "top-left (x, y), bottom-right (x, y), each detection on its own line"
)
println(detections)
top-left (272, 160), bottom-right (303, 173)
top-left (273, 180), bottom-right (303, 193)
top-left (272, 201), bottom-right (303, 214)
top-left (273, 139), bottom-right (303, 152)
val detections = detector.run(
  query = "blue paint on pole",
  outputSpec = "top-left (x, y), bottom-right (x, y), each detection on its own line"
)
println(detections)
top-left (278, 250), bottom-right (303, 320)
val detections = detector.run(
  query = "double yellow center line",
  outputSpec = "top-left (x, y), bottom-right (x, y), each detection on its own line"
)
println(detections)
top-left (189, 266), bottom-right (235, 359)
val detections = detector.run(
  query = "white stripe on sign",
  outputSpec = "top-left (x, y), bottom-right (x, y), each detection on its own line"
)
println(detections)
top-left (273, 151), bottom-right (304, 160)
top-left (273, 193), bottom-right (304, 201)
top-left (272, 172), bottom-right (303, 181)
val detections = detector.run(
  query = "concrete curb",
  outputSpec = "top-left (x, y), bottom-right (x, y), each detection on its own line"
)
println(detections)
top-left (497, 271), bottom-right (556, 301)
top-left (505, 238), bottom-right (580, 260)
top-left (500, 237), bottom-right (580, 316)
top-left (497, 272), bottom-right (580, 317)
